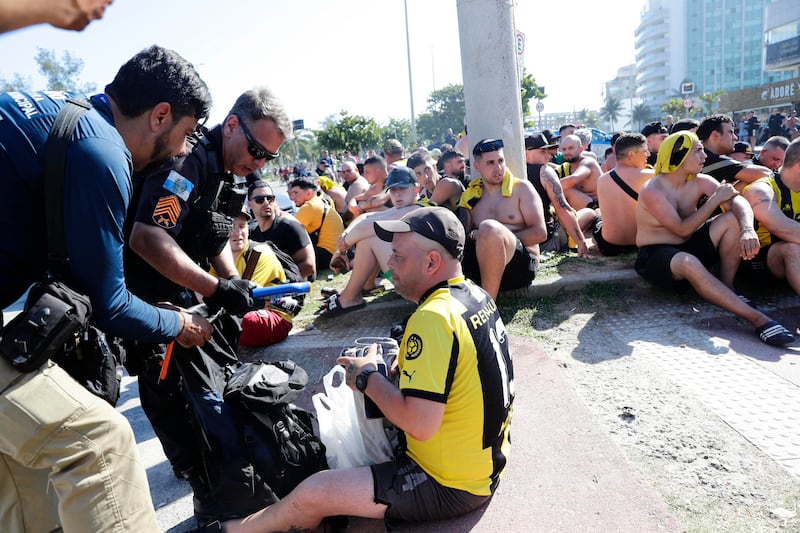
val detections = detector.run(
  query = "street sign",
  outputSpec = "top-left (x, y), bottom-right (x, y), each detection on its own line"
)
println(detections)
top-left (292, 119), bottom-right (304, 131)
top-left (681, 82), bottom-right (695, 95)
top-left (683, 98), bottom-right (694, 109)
top-left (515, 30), bottom-right (525, 82)
top-left (535, 101), bottom-right (544, 112)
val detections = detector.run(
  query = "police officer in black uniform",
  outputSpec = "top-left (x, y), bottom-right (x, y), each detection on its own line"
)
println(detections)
top-left (123, 87), bottom-right (293, 525)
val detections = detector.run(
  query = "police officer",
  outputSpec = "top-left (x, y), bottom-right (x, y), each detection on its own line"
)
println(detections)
top-left (123, 86), bottom-right (292, 524)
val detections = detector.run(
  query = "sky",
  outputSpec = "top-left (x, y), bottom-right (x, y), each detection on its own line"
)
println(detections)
top-left (0, 0), bottom-right (646, 130)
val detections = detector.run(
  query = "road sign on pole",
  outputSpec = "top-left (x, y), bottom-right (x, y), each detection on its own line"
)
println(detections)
top-left (515, 30), bottom-right (525, 82)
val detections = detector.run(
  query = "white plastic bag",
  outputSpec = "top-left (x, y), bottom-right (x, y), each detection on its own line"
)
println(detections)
top-left (312, 365), bottom-right (393, 469)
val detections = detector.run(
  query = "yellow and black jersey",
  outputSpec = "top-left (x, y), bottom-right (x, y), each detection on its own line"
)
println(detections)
top-left (399, 276), bottom-right (513, 496)
top-left (746, 174), bottom-right (800, 247)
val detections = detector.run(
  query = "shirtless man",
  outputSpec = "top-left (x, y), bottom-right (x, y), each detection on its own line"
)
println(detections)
top-left (635, 131), bottom-right (794, 347)
top-left (340, 159), bottom-right (369, 221)
top-left (407, 152), bottom-right (464, 211)
top-left (753, 136), bottom-right (789, 172)
top-left (353, 155), bottom-right (390, 215)
top-left (557, 134), bottom-right (602, 229)
top-left (594, 133), bottom-right (654, 256)
top-left (741, 137), bottom-right (800, 296)
top-left (524, 133), bottom-right (590, 257)
top-left (459, 138), bottom-right (547, 299)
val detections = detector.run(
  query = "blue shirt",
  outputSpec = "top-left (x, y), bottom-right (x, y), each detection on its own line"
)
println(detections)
top-left (0, 90), bottom-right (180, 341)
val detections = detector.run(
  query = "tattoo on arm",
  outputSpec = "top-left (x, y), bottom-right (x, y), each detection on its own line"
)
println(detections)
top-left (544, 174), bottom-right (571, 210)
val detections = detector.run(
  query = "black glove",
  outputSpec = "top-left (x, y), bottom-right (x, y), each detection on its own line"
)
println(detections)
top-left (205, 277), bottom-right (259, 316)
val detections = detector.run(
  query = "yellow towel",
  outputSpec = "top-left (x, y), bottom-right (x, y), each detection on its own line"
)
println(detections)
top-left (458, 168), bottom-right (519, 209)
top-left (654, 132), bottom-right (699, 179)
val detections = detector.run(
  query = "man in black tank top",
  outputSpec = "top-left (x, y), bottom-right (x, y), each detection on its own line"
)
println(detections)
top-left (525, 133), bottom-right (591, 257)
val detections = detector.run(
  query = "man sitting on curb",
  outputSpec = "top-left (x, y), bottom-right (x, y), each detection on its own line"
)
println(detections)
top-left (594, 133), bottom-right (654, 256)
top-left (524, 132), bottom-right (590, 257)
top-left (210, 209), bottom-right (294, 347)
top-left (221, 207), bottom-right (513, 533)
top-left (459, 138), bottom-right (547, 299)
top-left (287, 176), bottom-right (345, 274)
top-left (318, 167), bottom-right (428, 317)
top-left (635, 131), bottom-right (794, 347)
top-left (741, 137), bottom-right (800, 297)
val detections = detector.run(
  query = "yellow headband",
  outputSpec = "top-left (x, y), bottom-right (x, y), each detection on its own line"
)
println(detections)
top-left (654, 132), bottom-right (700, 177)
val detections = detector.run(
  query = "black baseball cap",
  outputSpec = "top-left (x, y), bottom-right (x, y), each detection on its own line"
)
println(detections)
top-left (525, 132), bottom-right (558, 150)
top-left (385, 166), bottom-right (417, 189)
top-left (374, 206), bottom-right (465, 261)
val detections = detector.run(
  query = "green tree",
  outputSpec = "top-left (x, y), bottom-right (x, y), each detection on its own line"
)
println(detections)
top-left (631, 102), bottom-right (651, 132)
top-left (0, 73), bottom-right (33, 92)
top-left (35, 48), bottom-right (96, 93)
top-left (0, 48), bottom-right (95, 93)
top-left (600, 96), bottom-right (623, 131)
top-left (660, 97), bottom-right (686, 118)
top-left (697, 90), bottom-right (725, 116)
top-left (576, 108), bottom-right (601, 128)
top-left (520, 69), bottom-right (546, 119)
top-left (415, 83), bottom-right (465, 144)
top-left (282, 128), bottom-right (318, 164)
top-left (317, 111), bottom-right (382, 155)
top-left (383, 118), bottom-right (412, 149)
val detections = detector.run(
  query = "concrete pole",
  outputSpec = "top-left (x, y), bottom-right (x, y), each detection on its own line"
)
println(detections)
top-left (404, 0), bottom-right (417, 147)
top-left (456, 0), bottom-right (524, 179)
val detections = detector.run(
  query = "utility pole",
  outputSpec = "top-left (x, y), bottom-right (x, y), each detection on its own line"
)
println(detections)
top-left (404, 0), bottom-right (417, 146)
top-left (456, 0), bottom-right (524, 178)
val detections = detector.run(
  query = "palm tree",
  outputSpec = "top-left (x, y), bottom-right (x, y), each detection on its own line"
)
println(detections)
top-left (600, 96), bottom-right (623, 131)
top-left (631, 103), bottom-right (651, 132)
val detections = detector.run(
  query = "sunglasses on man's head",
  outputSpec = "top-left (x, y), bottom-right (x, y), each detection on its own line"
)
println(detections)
top-left (251, 194), bottom-right (276, 204)
top-left (235, 114), bottom-right (280, 161)
top-left (474, 138), bottom-right (504, 154)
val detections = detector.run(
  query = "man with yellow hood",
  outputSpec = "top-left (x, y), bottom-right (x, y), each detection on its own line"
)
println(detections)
top-left (635, 132), bottom-right (794, 346)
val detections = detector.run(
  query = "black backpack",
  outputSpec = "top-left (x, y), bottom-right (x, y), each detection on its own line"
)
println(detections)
top-left (223, 360), bottom-right (328, 498)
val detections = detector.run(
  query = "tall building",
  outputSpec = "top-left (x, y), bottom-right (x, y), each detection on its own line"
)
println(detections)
top-left (685, 0), bottom-right (792, 94)
top-left (634, 0), bottom-right (687, 108)
top-left (764, 0), bottom-right (800, 77)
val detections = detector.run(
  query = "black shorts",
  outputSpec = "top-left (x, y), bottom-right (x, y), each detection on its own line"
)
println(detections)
top-left (592, 222), bottom-right (637, 257)
top-left (462, 237), bottom-right (537, 291)
top-left (371, 453), bottom-right (490, 526)
top-left (315, 246), bottom-right (333, 273)
top-left (635, 221), bottom-right (718, 293)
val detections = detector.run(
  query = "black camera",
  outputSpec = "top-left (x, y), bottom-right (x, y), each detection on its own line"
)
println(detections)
top-left (213, 182), bottom-right (247, 217)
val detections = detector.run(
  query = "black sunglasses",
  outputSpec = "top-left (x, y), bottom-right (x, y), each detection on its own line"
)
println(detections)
top-left (251, 194), bottom-right (276, 204)
top-left (235, 114), bottom-right (280, 161)
top-left (473, 138), bottom-right (504, 155)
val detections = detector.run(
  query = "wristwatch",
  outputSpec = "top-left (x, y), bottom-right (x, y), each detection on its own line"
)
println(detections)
top-left (355, 368), bottom-right (380, 392)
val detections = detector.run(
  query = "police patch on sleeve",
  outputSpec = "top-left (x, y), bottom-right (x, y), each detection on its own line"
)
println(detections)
top-left (152, 196), bottom-right (181, 229)
top-left (163, 170), bottom-right (193, 201)
top-left (405, 333), bottom-right (423, 360)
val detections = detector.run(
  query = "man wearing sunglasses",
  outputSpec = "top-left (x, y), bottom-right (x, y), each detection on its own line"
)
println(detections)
top-left (123, 87), bottom-right (293, 525)
top-left (458, 138), bottom-right (547, 299)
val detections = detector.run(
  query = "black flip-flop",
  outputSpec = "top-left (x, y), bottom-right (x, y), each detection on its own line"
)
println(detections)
top-left (318, 294), bottom-right (366, 318)
top-left (755, 320), bottom-right (795, 347)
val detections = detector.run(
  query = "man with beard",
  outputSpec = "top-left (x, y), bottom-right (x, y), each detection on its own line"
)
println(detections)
top-left (124, 87), bottom-right (291, 525)
top-left (249, 180), bottom-right (316, 280)
top-left (0, 45), bottom-right (213, 532)
top-left (753, 136), bottom-right (789, 172)
top-left (556, 134), bottom-right (602, 217)
top-left (698, 114), bottom-right (771, 188)
top-left (641, 121), bottom-right (669, 166)
top-left (441, 148), bottom-right (468, 186)
top-left (524, 133), bottom-right (590, 256)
